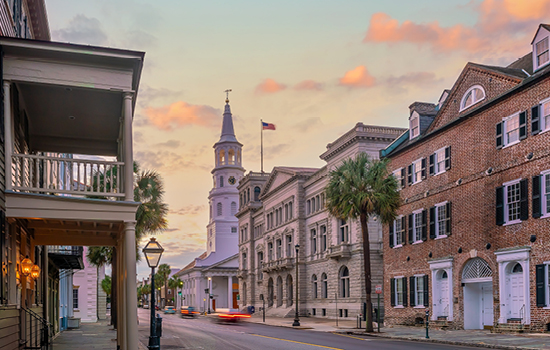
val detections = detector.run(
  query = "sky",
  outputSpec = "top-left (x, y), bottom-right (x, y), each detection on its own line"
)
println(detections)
top-left (44, 0), bottom-right (550, 279)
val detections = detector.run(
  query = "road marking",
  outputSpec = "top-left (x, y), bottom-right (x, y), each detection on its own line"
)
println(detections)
top-left (250, 334), bottom-right (344, 349)
top-left (332, 333), bottom-right (370, 341)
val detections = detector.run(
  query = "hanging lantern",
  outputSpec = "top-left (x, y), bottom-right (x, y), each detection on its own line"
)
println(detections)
top-left (31, 264), bottom-right (40, 279)
top-left (21, 256), bottom-right (33, 276)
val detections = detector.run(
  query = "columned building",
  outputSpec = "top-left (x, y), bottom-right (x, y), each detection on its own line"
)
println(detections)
top-left (175, 98), bottom-right (243, 312)
top-left (237, 123), bottom-right (404, 319)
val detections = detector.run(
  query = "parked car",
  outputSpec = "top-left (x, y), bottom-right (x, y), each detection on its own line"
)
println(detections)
top-left (143, 304), bottom-right (149, 309)
top-left (163, 306), bottom-right (176, 314)
top-left (180, 306), bottom-right (199, 318)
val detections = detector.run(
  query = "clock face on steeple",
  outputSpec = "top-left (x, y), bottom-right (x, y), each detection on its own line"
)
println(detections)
top-left (228, 176), bottom-right (236, 185)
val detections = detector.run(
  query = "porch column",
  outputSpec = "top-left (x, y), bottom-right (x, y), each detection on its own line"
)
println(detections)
top-left (43, 246), bottom-right (49, 322)
top-left (118, 236), bottom-right (126, 350)
top-left (4, 81), bottom-right (11, 191)
top-left (228, 276), bottom-right (233, 309)
top-left (123, 92), bottom-right (134, 202)
top-left (124, 221), bottom-right (138, 350)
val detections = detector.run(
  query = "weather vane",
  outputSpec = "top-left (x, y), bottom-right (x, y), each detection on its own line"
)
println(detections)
top-left (225, 89), bottom-right (232, 103)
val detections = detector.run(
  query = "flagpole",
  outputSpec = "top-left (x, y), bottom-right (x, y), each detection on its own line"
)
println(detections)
top-left (260, 119), bottom-right (264, 173)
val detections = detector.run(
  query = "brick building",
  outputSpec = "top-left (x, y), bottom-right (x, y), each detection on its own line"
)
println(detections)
top-left (381, 24), bottom-right (550, 332)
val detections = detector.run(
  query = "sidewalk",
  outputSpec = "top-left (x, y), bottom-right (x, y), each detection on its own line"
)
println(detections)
top-left (52, 319), bottom-right (117, 350)
top-left (244, 314), bottom-right (362, 332)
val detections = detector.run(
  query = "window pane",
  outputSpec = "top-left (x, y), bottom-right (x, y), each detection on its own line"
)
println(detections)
top-left (546, 174), bottom-right (550, 214)
top-left (416, 277), bottom-right (424, 306)
top-left (507, 182), bottom-right (521, 221)
top-left (437, 205), bottom-right (446, 236)
top-left (506, 115), bottom-right (520, 144)
top-left (395, 219), bottom-right (402, 245)
top-left (414, 212), bottom-right (422, 241)
top-left (436, 149), bottom-right (446, 173)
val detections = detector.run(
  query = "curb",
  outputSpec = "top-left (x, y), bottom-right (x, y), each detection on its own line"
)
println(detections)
top-left (350, 332), bottom-right (542, 350)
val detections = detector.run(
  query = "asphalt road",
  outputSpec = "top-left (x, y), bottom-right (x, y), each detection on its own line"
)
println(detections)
top-left (137, 308), bottom-right (480, 350)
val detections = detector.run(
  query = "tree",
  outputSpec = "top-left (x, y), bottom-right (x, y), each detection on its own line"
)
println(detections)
top-left (157, 264), bottom-right (171, 307)
top-left (141, 283), bottom-right (151, 304)
top-left (326, 153), bottom-right (400, 332)
top-left (168, 276), bottom-right (182, 306)
top-left (101, 276), bottom-right (112, 296)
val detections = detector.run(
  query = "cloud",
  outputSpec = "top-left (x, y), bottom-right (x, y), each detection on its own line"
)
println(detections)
top-left (139, 86), bottom-right (183, 107)
top-left (169, 205), bottom-right (206, 216)
top-left (255, 79), bottom-right (287, 94)
top-left (163, 228), bottom-right (179, 232)
top-left (339, 65), bottom-right (376, 88)
top-left (144, 101), bottom-right (221, 131)
top-left (294, 80), bottom-right (324, 91)
top-left (52, 14), bottom-right (108, 46)
top-left (135, 150), bottom-right (209, 173)
top-left (155, 140), bottom-right (181, 149)
top-left (122, 30), bottom-right (157, 49)
top-left (294, 117), bottom-right (323, 132)
top-left (385, 72), bottom-right (443, 88)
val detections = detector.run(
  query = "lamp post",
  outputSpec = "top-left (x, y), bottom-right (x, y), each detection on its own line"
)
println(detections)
top-left (292, 244), bottom-right (300, 327)
top-left (143, 238), bottom-right (164, 350)
top-left (207, 277), bottom-right (212, 313)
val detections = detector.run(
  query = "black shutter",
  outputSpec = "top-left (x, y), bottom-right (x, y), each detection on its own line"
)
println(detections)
top-left (520, 179), bottom-right (529, 221)
top-left (429, 206), bottom-right (436, 239)
top-left (536, 265), bottom-right (546, 307)
top-left (421, 158), bottom-right (427, 180)
top-left (389, 222), bottom-right (394, 248)
top-left (401, 168), bottom-right (406, 188)
top-left (445, 146), bottom-right (451, 170)
top-left (390, 278), bottom-right (396, 307)
top-left (423, 275), bottom-right (429, 307)
top-left (410, 276), bottom-right (416, 307)
top-left (401, 216), bottom-right (407, 245)
top-left (408, 214), bottom-right (413, 244)
top-left (496, 186), bottom-right (504, 225)
top-left (407, 164), bottom-right (413, 185)
top-left (429, 154), bottom-right (435, 175)
top-left (421, 210), bottom-right (427, 241)
top-left (519, 111), bottom-right (527, 140)
top-left (402, 277), bottom-right (408, 307)
top-left (532, 105), bottom-right (540, 135)
top-left (446, 202), bottom-right (452, 235)
top-left (496, 122), bottom-right (503, 149)
top-left (533, 175), bottom-right (542, 218)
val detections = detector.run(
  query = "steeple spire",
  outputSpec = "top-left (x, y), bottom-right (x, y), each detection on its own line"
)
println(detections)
top-left (219, 90), bottom-right (237, 143)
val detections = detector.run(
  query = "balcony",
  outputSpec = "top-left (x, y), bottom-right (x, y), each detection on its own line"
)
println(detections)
top-left (237, 269), bottom-right (248, 279)
top-left (48, 246), bottom-right (84, 269)
top-left (327, 243), bottom-right (351, 259)
top-left (262, 257), bottom-right (295, 272)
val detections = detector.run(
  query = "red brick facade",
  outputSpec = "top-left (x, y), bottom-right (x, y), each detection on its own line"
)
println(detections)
top-left (383, 42), bottom-right (550, 332)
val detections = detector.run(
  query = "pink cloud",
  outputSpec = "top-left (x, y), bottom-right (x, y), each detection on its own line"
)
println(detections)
top-left (145, 101), bottom-right (220, 130)
top-left (255, 78), bottom-right (286, 94)
top-left (294, 80), bottom-right (324, 91)
top-left (339, 65), bottom-right (376, 88)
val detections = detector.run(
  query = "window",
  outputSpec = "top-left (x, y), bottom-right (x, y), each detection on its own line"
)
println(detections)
top-left (307, 200), bottom-right (311, 215)
top-left (389, 215), bottom-right (405, 248)
top-left (410, 275), bottom-right (429, 307)
top-left (254, 186), bottom-right (261, 201)
top-left (73, 288), bottom-right (79, 309)
top-left (506, 114), bottom-right (520, 145)
top-left (536, 263), bottom-right (550, 307)
top-left (168, 289), bottom-right (171, 295)
top-left (242, 253), bottom-right (247, 270)
top-left (460, 85), bottom-right (485, 111)
top-left (429, 203), bottom-right (451, 239)
top-left (312, 275), bottom-right (318, 299)
top-left (410, 113), bottom-right (420, 139)
top-left (497, 112), bottom-right (526, 149)
top-left (268, 242), bottom-right (273, 261)
top-left (217, 203), bottom-right (222, 216)
top-left (533, 98), bottom-right (550, 135)
top-left (536, 37), bottom-right (549, 69)
top-left (247, 188), bottom-right (250, 202)
top-left (408, 209), bottom-right (426, 243)
top-left (321, 273), bottom-right (328, 298)
top-left (496, 179), bottom-right (527, 225)
top-left (391, 277), bottom-right (406, 307)
top-left (231, 202), bottom-right (237, 215)
top-left (276, 239), bottom-right (282, 259)
top-left (231, 227), bottom-right (237, 233)
top-left (284, 204), bottom-right (288, 221)
top-left (414, 212), bottom-right (423, 242)
top-left (286, 236), bottom-right (292, 258)
top-left (393, 168), bottom-right (404, 190)
top-left (340, 266), bottom-right (350, 298)
top-left (408, 158), bottom-right (426, 185)
top-left (507, 182), bottom-right (521, 222)
top-left (311, 229), bottom-right (317, 254)
top-left (429, 147), bottom-right (449, 175)
top-left (311, 197), bottom-right (316, 213)
top-left (257, 252), bottom-right (264, 280)
top-left (339, 219), bottom-right (349, 243)
top-left (320, 225), bottom-right (327, 251)
top-left (537, 171), bottom-right (550, 217)
top-left (289, 202), bottom-right (293, 219)
top-left (413, 159), bottom-right (422, 183)
top-left (220, 176), bottom-right (224, 187)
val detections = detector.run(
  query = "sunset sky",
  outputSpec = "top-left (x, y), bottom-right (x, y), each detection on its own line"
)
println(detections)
top-left (45, 0), bottom-right (550, 279)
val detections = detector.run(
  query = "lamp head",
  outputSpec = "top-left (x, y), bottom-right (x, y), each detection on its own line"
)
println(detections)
top-left (31, 264), bottom-right (40, 279)
top-left (21, 256), bottom-right (33, 276)
top-left (142, 238), bottom-right (164, 268)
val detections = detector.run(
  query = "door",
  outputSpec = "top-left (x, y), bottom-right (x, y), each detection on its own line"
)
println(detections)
top-left (437, 273), bottom-right (449, 317)
top-left (481, 282), bottom-right (493, 327)
top-left (464, 283), bottom-right (481, 329)
top-left (508, 263), bottom-right (524, 319)
top-left (232, 292), bottom-right (238, 308)
top-left (212, 299), bottom-right (216, 311)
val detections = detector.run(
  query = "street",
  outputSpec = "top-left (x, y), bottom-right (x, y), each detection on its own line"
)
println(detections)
top-left (137, 308), bottom-right (481, 350)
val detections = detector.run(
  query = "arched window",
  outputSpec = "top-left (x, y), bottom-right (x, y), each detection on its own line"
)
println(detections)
top-left (242, 252), bottom-right (247, 270)
top-left (340, 266), bottom-right (350, 298)
top-left (220, 176), bottom-right (224, 187)
top-left (307, 200), bottom-right (311, 215)
top-left (460, 85), bottom-right (485, 111)
top-left (286, 275), bottom-right (293, 307)
top-left (217, 202), bottom-right (222, 216)
top-left (228, 149), bottom-right (235, 165)
top-left (254, 186), bottom-right (261, 201)
top-left (312, 275), bottom-right (318, 299)
top-left (511, 262), bottom-right (523, 273)
top-left (321, 273), bottom-right (328, 298)
top-left (311, 229), bottom-right (317, 254)
top-left (311, 198), bottom-right (316, 212)
top-left (462, 257), bottom-right (492, 282)
top-left (219, 149), bottom-right (226, 165)
top-left (231, 202), bottom-right (237, 215)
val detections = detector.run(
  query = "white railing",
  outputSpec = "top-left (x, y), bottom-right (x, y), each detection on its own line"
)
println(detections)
top-left (11, 153), bottom-right (125, 198)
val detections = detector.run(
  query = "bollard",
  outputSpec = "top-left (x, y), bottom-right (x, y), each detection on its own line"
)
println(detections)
top-left (425, 309), bottom-right (429, 339)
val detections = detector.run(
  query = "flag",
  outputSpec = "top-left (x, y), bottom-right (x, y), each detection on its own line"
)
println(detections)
top-left (262, 122), bottom-right (276, 130)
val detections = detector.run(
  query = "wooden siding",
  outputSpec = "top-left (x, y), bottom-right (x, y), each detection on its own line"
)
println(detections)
top-left (0, 3), bottom-right (15, 38)
top-left (0, 307), bottom-right (19, 350)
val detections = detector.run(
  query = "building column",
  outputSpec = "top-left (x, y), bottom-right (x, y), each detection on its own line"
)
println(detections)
top-left (124, 222), bottom-right (138, 350)
top-left (67, 273), bottom-right (73, 318)
top-left (228, 276), bottom-right (233, 309)
top-left (123, 92), bottom-right (134, 202)
top-left (117, 235), bottom-right (126, 350)
top-left (43, 246), bottom-right (49, 322)
top-left (4, 81), bottom-right (12, 191)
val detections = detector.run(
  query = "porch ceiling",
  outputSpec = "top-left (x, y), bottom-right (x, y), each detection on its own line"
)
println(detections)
top-left (31, 219), bottom-right (121, 246)
top-left (18, 82), bottom-right (122, 156)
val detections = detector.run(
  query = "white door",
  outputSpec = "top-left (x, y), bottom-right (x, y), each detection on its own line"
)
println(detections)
top-left (437, 275), bottom-right (450, 317)
top-left (481, 282), bottom-right (493, 327)
top-left (508, 264), bottom-right (524, 319)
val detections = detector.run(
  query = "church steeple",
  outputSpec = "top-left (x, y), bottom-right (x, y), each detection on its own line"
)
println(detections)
top-left (219, 99), bottom-right (238, 143)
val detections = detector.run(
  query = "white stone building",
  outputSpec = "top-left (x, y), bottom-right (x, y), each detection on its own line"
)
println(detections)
top-left (174, 98), bottom-right (243, 312)
top-left (236, 123), bottom-right (404, 319)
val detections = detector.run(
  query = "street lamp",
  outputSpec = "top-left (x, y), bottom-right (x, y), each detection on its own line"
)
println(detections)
top-left (293, 244), bottom-right (300, 327)
top-left (143, 238), bottom-right (164, 350)
top-left (207, 277), bottom-right (212, 313)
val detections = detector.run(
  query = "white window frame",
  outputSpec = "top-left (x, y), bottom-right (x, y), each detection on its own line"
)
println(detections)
top-left (541, 170), bottom-right (550, 219)
top-left (339, 219), bottom-right (349, 243)
top-left (392, 215), bottom-right (403, 248)
top-left (502, 112), bottom-right (521, 148)
top-left (503, 178), bottom-right (522, 226)
top-left (539, 97), bottom-right (550, 134)
top-left (434, 147), bottom-right (446, 175)
top-left (393, 276), bottom-right (405, 307)
top-left (413, 275), bottom-right (426, 308)
top-left (412, 158), bottom-right (422, 184)
top-left (412, 209), bottom-right (423, 244)
top-left (460, 85), bottom-right (485, 112)
top-left (393, 167), bottom-right (403, 190)
top-left (409, 112), bottom-right (420, 139)
top-left (542, 262), bottom-right (550, 309)
top-left (434, 201), bottom-right (449, 239)
top-left (535, 36), bottom-right (550, 71)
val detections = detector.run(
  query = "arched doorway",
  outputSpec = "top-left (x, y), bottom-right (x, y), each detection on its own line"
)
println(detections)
top-left (286, 275), bottom-right (293, 307)
top-left (276, 276), bottom-right (283, 307)
top-left (505, 262), bottom-right (525, 320)
top-left (462, 258), bottom-right (493, 329)
top-left (267, 278), bottom-right (274, 307)
top-left (434, 270), bottom-right (450, 319)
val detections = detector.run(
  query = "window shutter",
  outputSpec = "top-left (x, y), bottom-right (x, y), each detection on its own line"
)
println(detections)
top-left (429, 154), bottom-right (435, 175)
top-left (408, 214), bottom-right (413, 244)
top-left (407, 164), bottom-right (413, 185)
top-left (445, 146), bottom-right (451, 170)
top-left (532, 105), bottom-right (540, 135)
top-left (446, 202), bottom-right (452, 236)
top-left (423, 275), bottom-right (429, 307)
top-left (536, 265), bottom-right (546, 307)
top-left (429, 206), bottom-right (436, 239)
top-left (390, 278), bottom-right (396, 307)
top-left (496, 186), bottom-right (504, 225)
top-left (402, 277), bottom-right (408, 307)
top-left (496, 122), bottom-right (503, 149)
top-left (519, 111), bottom-right (527, 140)
top-left (421, 210), bottom-right (427, 241)
top-left (520, 179), bottom-right (529, 221)
top-left (421, 158), bottom-right (427, 180)
top-left (389, 223), bottom-right (394, 248)
top-left (409, 276), bottom-right (416, 307)
top-left (401, 168), bottom-right (406, 188)
top-left (401, 216), bottom-right (407, 246)
top-left (533, 175), bottom-right (542, 218)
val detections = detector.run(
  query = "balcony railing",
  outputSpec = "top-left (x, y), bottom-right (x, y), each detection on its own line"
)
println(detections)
top-left (11, 153), bottom-right (125, 198)
top-left (327, 243), bottom-right (351, 259)
top-left (48, 246), bottom-right (84, 270)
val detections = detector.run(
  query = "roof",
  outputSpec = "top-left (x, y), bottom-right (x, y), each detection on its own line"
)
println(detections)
top-left (275, 166), bottom-right (319, 174)
top-left (507, 52), bottom-right (533, 74)
top-left (177, 252), bottom-right (207, 273)
top-left (409, 101), bottom-right (437, 115)
top-left (471, 63), bottom-right (528, 80)
top-left (217, 102), bottom-right (239, 143)
top-left (530, 24), bottom-right (550, 44)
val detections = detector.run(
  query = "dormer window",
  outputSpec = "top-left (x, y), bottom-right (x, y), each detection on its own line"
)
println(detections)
top-left (460, 85), bottom-right (485, 111)
top-left (536, 37), bottom-right (549, 69)
top-left (409, 112), bottom-right (420, 139)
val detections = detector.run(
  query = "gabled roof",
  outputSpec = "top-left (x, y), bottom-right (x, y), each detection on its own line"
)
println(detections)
top-left (530, 24), bottom-right (550, 44)
top-left (470, 63), bottom-right (528, 80)
top-left (177, 251), bottom-right (207, 274)
top-left (507, 52), bottom-right (533, 74)
top-left (261, 166), bottom-right (319, 199)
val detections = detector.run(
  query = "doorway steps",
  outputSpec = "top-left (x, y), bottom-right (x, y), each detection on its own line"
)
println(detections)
top-left (430, 319), bottom-right (452, 330)
top-left (494, 321), bottom-right (528, 333)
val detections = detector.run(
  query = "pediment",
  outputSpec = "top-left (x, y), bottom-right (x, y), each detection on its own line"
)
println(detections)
top-left (261, 169), bottom-right (294, 195)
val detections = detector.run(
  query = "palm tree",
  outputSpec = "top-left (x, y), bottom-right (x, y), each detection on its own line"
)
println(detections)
top-left (141, 283), bottom-right (151, 305)
top-left (101, 276), bottom-right (112, 296)
top-left (168, 276), bottom-right (182, 306)
top-left (157, 264), bottom-right (171, 307)
top-left (326, 153), bottom-right (400, 332)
